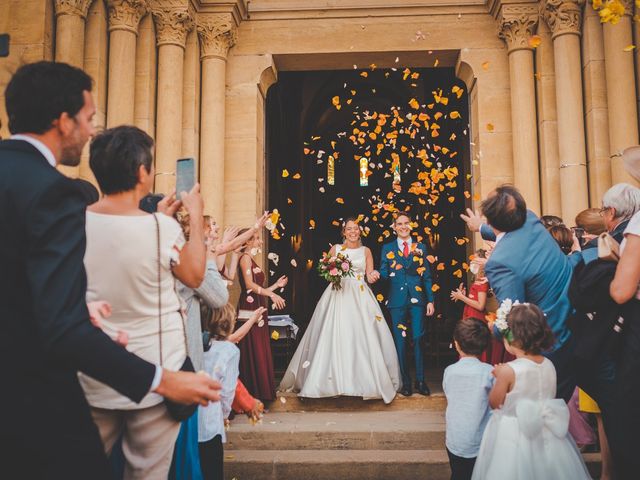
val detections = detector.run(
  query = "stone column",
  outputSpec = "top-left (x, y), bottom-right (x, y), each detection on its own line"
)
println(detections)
top-left (582, 2), bottom-right (612, 205)
top-left (197, 13), bottom-right (237, 222)
top-left (497, 5), bottom-right (541, 213)
top-left (603, 0), bottom-right (639, 184)
top-left (106, 0), bottom-right (148, 127)
top-left (182, 30), bottom-right (199, 161)
top-left (150, 2), bottom-right (194, 194)
top-left (54, 0), bottom-right (92, 178)
top-left (543, 0), bottom-right (589, 222)
top-left (54, 0), bottom-right (92, 67)
top-left (134, 14), bottom-right (157, 138)
top-left (535, 19), bottom-right (563, 216)
top-left (81, 0), bottom-right (109, 183)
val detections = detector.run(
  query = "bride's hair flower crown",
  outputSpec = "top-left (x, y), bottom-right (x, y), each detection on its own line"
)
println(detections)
top-left (495, 298), bottom-right (521, 343)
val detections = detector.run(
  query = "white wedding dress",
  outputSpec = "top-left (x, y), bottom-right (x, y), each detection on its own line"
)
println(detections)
top-left (279, 245), bottom-right (401, 404)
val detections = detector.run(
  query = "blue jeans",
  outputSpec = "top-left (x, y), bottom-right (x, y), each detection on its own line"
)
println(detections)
top-left (389, 305), bottom-right (425, 385)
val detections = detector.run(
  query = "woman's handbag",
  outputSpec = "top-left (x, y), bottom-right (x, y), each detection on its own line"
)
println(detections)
top-left (598, 232), bottom-right (620, 262)
top-left (153, 214), bottom-right (197, 422)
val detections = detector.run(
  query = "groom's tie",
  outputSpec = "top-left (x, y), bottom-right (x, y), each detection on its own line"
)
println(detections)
top-left (402, 241), bottom-right (409, 258)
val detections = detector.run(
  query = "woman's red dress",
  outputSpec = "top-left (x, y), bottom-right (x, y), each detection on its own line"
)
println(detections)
top-left (236, 255), bottom-right (276, 402)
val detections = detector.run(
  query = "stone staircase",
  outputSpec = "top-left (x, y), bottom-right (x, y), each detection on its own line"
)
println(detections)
top-left (224, 391), bottom-right (603, 480)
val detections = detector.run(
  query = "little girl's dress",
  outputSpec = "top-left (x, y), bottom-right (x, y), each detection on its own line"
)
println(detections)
top-left (472, 357), bottom-right (591, 479)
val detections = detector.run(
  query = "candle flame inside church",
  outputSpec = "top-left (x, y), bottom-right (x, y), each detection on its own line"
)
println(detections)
top-left (327, 155), bottom-right (335, 185)
top-left (359, 157), bottom-right (368, 186)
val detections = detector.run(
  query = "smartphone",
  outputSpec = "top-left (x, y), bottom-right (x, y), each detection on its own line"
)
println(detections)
top-left (175, 158), bottom-right (195, 200)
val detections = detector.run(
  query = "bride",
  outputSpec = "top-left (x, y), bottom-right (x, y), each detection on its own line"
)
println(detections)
top-left (279, 217), bottom-right (401, 403)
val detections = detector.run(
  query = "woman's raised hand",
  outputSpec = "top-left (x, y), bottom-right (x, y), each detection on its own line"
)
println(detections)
top-left (255, 211), bottom-right (269, 229)
top-left (275, 275), bottom-right (288, 289)
top-left (270, 293), bottom-right (286, 310)
top-left (180, 183), bottom-right (203, 217)
top-left (157, 191), bottom-right (181, 217)
top-left (222, 226), bottom-right (241, 243)
top-left (249, 306), bottom-right (267, 324)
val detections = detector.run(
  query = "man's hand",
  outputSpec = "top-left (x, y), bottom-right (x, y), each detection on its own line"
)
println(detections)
top-left (426, 302), bottom-right (435, 316)
top-left (154, 370), bottom-right (221, 406)
top-left (460, 208), bottom-right (484, 233)
top-left (87, 301), bottom-right (128, 347)
top-left (157, 192), bottom-right (182, 217)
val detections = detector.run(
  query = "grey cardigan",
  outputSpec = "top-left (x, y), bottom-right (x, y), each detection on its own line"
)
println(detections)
top-left (177, 260), bottom-right (229, 371)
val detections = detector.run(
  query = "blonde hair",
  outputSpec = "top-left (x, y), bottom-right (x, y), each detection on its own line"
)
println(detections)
top-left (574, 208), bottom-right (606, 236)
top-left (208, 303), bottom-right (237, 340)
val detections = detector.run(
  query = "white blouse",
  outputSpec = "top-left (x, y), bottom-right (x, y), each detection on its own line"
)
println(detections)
top-left (79, 212), bottom-right (187, 410)
top-left (622, 211), bottom-right (640, 300)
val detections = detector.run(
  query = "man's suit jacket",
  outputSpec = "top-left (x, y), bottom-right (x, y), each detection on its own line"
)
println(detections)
top-left (379, 240), bottom-right (434, 309)
top-left (0, 140), bottom-right (156, 477)
top-left (483, 211), bottom-right (574, 349)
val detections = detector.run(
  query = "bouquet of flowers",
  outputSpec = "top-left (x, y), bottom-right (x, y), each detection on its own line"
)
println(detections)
top-left (317, 251), bottom-right (355, 290)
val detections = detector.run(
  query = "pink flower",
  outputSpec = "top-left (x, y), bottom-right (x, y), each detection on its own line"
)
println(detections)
top-left (329, 268), bottom-right (339, 276)
top-left (341, 262), bottom-right (350, 271)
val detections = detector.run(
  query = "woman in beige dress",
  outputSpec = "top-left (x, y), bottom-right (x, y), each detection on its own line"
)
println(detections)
top-left (79, 126), bottom-right (207, 479)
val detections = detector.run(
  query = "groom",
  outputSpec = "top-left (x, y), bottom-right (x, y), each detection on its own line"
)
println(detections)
top-left (372, 213), bottom-right (435, 396)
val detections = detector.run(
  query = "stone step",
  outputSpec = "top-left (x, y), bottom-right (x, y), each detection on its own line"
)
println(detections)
top-left (227, 411), bottom-right (445, 450)
top-left (268, 391), bottom-right (446, 412)
top-left (224, 449), bottom-right (450, 480)
top-left (224, 450), bottom-right (602, 480)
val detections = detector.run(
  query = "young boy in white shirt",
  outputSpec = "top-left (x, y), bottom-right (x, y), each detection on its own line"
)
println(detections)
top-left (442, 318), bottom-right (493, 480)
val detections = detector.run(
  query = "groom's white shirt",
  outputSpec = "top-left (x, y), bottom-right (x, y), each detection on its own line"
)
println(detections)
top-left (396, 237), bottom-right (413, 250)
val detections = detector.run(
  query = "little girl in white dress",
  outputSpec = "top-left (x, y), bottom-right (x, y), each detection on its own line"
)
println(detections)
top-left (472, 303), bottom-right (591, 480)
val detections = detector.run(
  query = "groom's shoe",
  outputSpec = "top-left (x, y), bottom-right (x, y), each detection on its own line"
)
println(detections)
top-left (415, 381), bottom-right (431, 396)
top-left (400, 382), bottom-right (413, 397)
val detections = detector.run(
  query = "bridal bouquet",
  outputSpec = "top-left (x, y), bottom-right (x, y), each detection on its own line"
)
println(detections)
top-left (317, 251), bottom-right (355, 290)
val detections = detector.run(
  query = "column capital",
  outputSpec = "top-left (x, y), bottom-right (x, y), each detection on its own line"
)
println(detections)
top-left (107, 0), bottom-right (149, 34)
top-left (54, 0), bottom-right (92, 19)
top-left (497, 4), bottom-right (539, 53)
top-left (543, 0), bottom-right (586, 39)
top-left (150, 1), bottom-right (195, 48)
top-left (196, 13), bottom-right (238, 61)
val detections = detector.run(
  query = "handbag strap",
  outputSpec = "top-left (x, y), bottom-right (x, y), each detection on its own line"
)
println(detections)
top-left (153, 213), bottom-right (189, 368)
top-left (153, 213), bottom-right (164, 367)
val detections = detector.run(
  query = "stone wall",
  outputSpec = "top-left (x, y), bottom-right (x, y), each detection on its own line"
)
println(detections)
top-left (0, 0), bottom-right (639, 229)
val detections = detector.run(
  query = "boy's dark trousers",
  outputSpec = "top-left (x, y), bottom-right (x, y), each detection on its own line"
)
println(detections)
top-left (199, 434), bottom-right (223, 480)
top-left (446, 448), bottom-right (476, 480)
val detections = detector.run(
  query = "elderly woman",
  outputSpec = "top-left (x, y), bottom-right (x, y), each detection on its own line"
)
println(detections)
top-left (608, 175), bottom-right (640, 478)
top-left (599, 183), bottom-right (640, 242)
top-left (79, 126), bottom-right (207, 479)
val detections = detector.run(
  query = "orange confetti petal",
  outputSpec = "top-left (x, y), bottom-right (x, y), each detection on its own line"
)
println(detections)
top-left (282, 169), bottom-right (289, 178)
top-left (528, 35), bottom-right (542, 48)
top-left (336, 197), bottom-right (344, 204)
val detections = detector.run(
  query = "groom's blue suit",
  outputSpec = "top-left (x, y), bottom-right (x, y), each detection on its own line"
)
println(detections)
top-left (379, 239), bottom-right (434, 386)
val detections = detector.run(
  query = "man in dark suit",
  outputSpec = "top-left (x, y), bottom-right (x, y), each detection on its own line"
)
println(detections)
top-left (461, 186), bottom-right (577, 401)
top-left (375, 213), bottom-right (435, 396)
top-left (0, 61), bottom-right (220, 479)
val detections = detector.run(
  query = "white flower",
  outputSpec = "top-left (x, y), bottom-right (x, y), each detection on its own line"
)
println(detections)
top-left (495, 298), bottom-right (519, 333)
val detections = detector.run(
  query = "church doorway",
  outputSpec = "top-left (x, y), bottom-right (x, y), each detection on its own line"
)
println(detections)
top-left (265, 65), bottom-right (472, 368)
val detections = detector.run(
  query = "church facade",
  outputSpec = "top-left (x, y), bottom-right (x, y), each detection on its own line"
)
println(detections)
top-left (1, 0), bottom-right (639, 229)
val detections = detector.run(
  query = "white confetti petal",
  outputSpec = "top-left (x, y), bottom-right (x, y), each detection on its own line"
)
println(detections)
top-left (302, 360), bottom-right (311, 369)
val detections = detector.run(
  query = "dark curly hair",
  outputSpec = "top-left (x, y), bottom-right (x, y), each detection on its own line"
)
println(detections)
top-left (453, 318), bottom-right (490, 356)
top-left (507, 303), bottom-right (555, 354)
